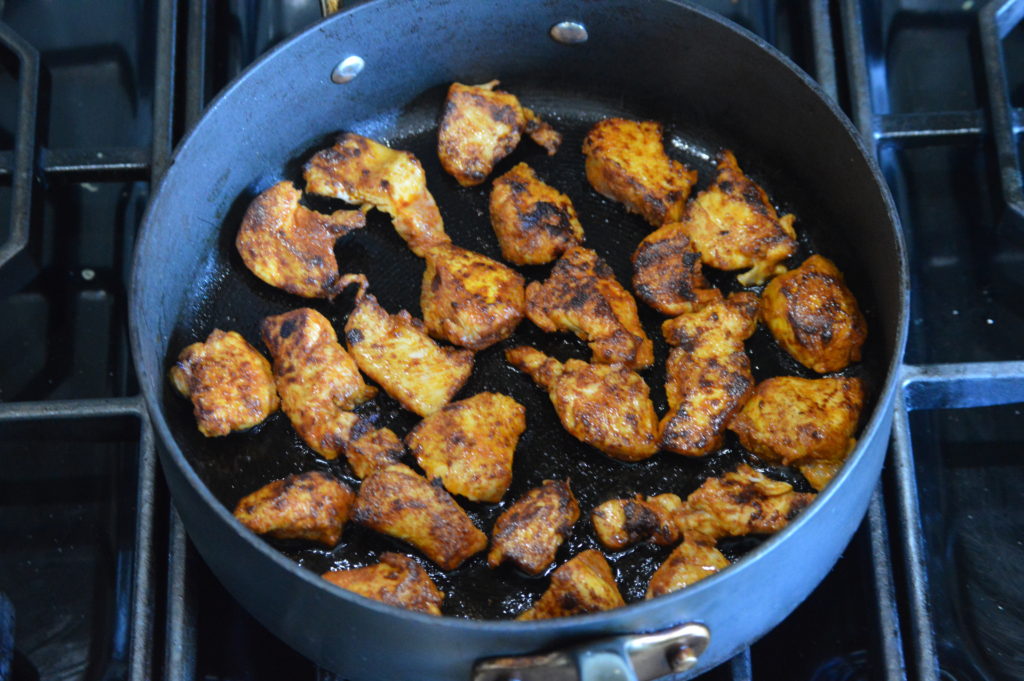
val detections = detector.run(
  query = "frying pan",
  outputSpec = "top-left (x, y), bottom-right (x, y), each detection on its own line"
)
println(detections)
top-left (129, 1), bottom-right (908, 679)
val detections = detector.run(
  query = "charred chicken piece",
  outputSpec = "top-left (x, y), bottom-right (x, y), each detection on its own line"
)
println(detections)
top-left (437, 81), bottom-right (561, 187)
top-left (678, 150), bottom-right (797, 286)
top-left (631, 221), bottom-right (719, 316)
top-left (304, 132), bottom-right (450, 257)
top-left (169, 329), bottom-right (279, 437)
top-left (518, 549), bottom-right (625, 620)
top-left (406, 392), bottom-right (526, 503)
top-left (761, 254), bottom-right (867, 373)
top-left (582, 118), bottom-right (697, 227)
top-left (322, 552), bottom-right (444, 615)
top-left (233, 471), bottom-right (354, 547)
top-left (487, 480), bottom-right (580, 575)
top-left (645, 534), bottom-right (729, 598)
top-left (591, 493), bottom-right (685, 551)
top-left (421, 244), bottom-right (526, 351)
top-left (505, 346), bottom-right (658, 461)
top-left (489, 162), bottom-right (584, 265)
top-left (525, 246), bottom-right (654, 369)
top-left (659, 291), bottom-right (759, 457)
top-left (345, 428), bottom-right (406, 480)
top-left (352, 464), bottom-right (487, 571)
top-left (235, 181), bottom-right (366, 299)
top-left (345, 292), bottom-right (474, 417)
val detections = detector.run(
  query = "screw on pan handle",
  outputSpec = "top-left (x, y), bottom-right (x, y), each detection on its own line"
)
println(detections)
top-left (473, 622), bottom-right (710, 681)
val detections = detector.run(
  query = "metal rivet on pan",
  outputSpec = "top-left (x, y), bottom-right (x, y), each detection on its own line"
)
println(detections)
top-left (666, 644), bottom-right (699, 673)
top-left (550, 21), bottom-right (588, 44)
top-left (331, 55), bottom-right (365, 84)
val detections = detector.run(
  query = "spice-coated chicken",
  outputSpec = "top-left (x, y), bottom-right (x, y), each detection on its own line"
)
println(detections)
top-left (233, 471), bottom-right (354, 547)
top-left (304, 132), bottom-right (450, 257)
top-left (591, 493), bottom-right (685, 551)
top-left (582, 118), bottom-right (697, 227)
top-left (518, 549), bottom-right (625, 620)
top-left (506, 346), bottom-right (659, 461)
top-left (525, 246), bottom-right (654, 369)
top-left (352, 464), bottom-right (487, 571)
top-left (437, 81), bottom-right (561, 187)
top-left (169, 329), bottom-right (279, 437)
top-left (489, 162), bottom-right (584, 265)
top-left (235, 181), bottom-right (366, 299)
top-left (322, 552), bottom-right (444, 615)
top-left (761, 254), bottom-right (867, 373)
top-left (487, 480), bottom-right (580, 575)
top-left (406, 392), bottom-right (526, 503)
top-left (631, 222), bottom-right (719, 316)
top-left (645, 535), bottom-right (729, 598)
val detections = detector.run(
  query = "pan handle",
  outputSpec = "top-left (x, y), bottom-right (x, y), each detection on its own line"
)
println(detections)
top-left (473, 622), bottom-right (710, 681)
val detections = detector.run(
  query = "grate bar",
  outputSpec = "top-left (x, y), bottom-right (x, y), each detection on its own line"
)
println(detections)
top-left (0, 147), bottom-right (151, 179)
top-left (866, 487), bottom-right (908, 681)
top-left (165, 509), bottom-right (197, 681)
top-left (810, 0), bottom-right (839, 102)
top-left (130, 416), bottom-right (158, 681)
top-left (0, 396), bottom-right (144, 420)
top-left (902, 361), bottom-right (1024, 411)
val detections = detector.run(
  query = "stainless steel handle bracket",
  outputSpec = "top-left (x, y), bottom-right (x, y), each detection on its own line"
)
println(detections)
top-left (472, 622), bottom-right (710, 681)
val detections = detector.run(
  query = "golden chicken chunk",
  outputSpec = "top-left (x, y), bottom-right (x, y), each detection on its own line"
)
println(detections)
top-left (631, 222), bottom-right (719, 316)
top-left (437, 81), bottom-right (561, 187)
top-left (420, 244), bottom-right (526, 350)
top-left (525, 246), bottom-right (653, 369)
top-left (487, 480), bottom-right (580, 575)
top-left (505, 346), bottom-right (659, 461)
top-left (582, 118), bottom-right (697, 227)
top-left (169, 329), bottom-right (279, 437)
top-left (591, 493), bottom-right (685, 551)
top-left (659, 292), bottom-right (759, 457)
top-left (235, 181), bottom-right (366, 299)
top-left (345, 427), bottom-right (406, 480)
top-left (233, 471), bottom-right (354, 547)
top-left (304, 133), bottom-right (450, 257)
top-left (406, 392), bottom-right (526, 503)
top-left (489, 162), bottom-right (584, 265)
top-left (353, 464), bottom-right (487, 571)
top-left (518, 549), bottom-right (625, 620)
top-left (645, 535), bottom-right (729, 598)
top-left (761, 254), bottom-right (867, 373)
top-left (678, 150), bottom-right (797, 286)
top-left (322, 552), bottom-right (444, 615)
top-left (344, 292), bottom-right (474, 417)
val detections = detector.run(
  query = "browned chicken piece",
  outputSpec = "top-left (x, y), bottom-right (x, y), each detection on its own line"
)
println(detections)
top-left (344, 292), bottom-right (474, 417)
top-left (406, 392), bottom-right (526, 503)
top-left (678, 150), bottom-right (797, 286)
top-left (525, 246), bottom-right (654, 369)
top-left (489, 162), bottom-right (584, 265)
top-left (235, 181), bottom-right (366, 299)
top-left (352, 464), bottom-right (487, 571)
top-left (518, 549), bottom-right (625, 620)
top-left (761, 254), bottom-right (867, 373)
top-left (582, 118), bottom-right (698, 227)
top-left (645, 534), bottom-right (729, 598)
top-left (322, 552), bottom-right (444, 615)
top-left (631, 222), bottom-right (720, 316)
top-left (437, 81), bottom-right (561, 187)
top-left (420, 244), bottom-right (526, 350)
top-left (304, 132), bottom-right (450, 257)
top-left (487, 480), bottom-right (580, 575)
top-left (591, 493), bottom-right (685, 551)
top-left (345, 427), bottom-right (405, 479)
top-left (233, 471), bottom-right (354, 547)
top-left (659, 292), bottom-right (760, 457)
top-left (169, 329), bottom-right (279, 437)
top-left (505, 346), bottom-right (659, 461)
top-left (795, 459), bottom-right (845, 492)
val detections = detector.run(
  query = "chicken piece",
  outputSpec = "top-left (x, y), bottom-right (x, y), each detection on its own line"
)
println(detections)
top-left (420, 244), bottom-right (526, 350)
top-left (169, 329), bottom-right (279, 437)
top-left (506, 346), bottom-right (659, 461)
top-left (345, 427), bottom-right (405, 479)
top-left (437, 81), bottom-right (561, 187)
top-left (761, 254), bottom-right (867, 373)
top-left (525, 246), bottom-right (653, 368)
top-left (645, 534), bottom-right (729, 598)
top-left (591, 494), bottom-right (685, 551)
top-left (406, 392), bottom-right (526, 503)
top-left (631, 221), bottom-right (719, 316)
top-left (796, 459), bottom-right (845, 492)
top-left (518, 550), bottom-right (625, 620)
top-left (489, 162), bottom-right (584, 265)
top-left (233, 471), bottom-right (354, 547)
top-left (352, 464), bottom-right (487, 570)
top-left (304, 133), bottom-right (450, 257)
top-left (582, 118), bottom-right (697, 227)
top-left (659, 292), bottom-right (759, 457)
top-left (487, 480), bottom-right (580, 575)
top-left (322, 552), bottom-right (444, 615)
top-left (344, 292), bottom-right (474, 417)
top-left (235, 181), bottom-right (366, 299)
top-left (678, 150), bottom-right (797, 286)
